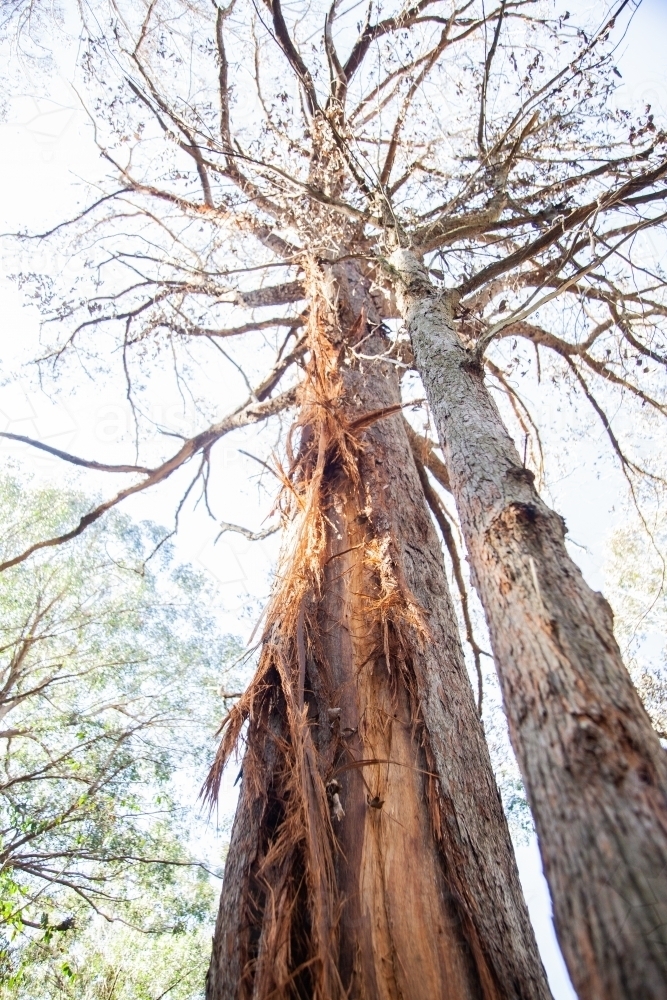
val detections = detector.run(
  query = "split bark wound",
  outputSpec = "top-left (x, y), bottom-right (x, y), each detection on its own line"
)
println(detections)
top-left (391, 247), bottom-right (667, 1000)
top-left (206, 263), bottom-right (551, 1000)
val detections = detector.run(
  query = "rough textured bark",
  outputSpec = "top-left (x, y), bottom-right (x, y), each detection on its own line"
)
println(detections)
top-left (391, 248), bottom-right (667, 1000)
top-left (206, 268), bottom-right (551, 1000)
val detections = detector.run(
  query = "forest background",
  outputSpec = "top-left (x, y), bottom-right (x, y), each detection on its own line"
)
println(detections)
top-left (0, 0), bottom-right (666, 998)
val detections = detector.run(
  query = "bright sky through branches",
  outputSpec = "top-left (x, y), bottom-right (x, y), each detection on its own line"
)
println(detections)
top-left (1, 2), bottom-right (666, 996)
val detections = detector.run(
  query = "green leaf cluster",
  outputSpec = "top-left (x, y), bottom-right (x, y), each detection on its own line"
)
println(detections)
top-left (605, 502), bottom-right (667, 740)
top-left (0, 474), bottom-right (243, 995)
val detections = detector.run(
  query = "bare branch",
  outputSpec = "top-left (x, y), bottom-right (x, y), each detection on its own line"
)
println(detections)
top-left (412, 447), bottom-right (487, 717)
top-left (457, 160), bottom-right (667, 296)
top-left (0, 434), bottom-right (151, 474)
top-left (477, 1), bottom-right (506, 154)
top-left (402, 420), bottom-right (451, 492)
top-left (215, 520), bottom-right (280, 543)
top-left (0, 389), bottom-right (296, 575)
top-left (174, 316), bottom-right (303, 340)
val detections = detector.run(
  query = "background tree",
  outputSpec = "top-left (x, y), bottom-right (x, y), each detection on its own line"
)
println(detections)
top-left (2, 0), bottom-right (667, 998)
top-left (7, 924), bottom-right (217, 1000)
top-left (605, 468), bottom-right (667, 742)
top-left (0, 472), bottom-right (242, 996)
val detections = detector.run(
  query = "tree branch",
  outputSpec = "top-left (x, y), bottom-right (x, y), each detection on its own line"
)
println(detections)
top-left (215, 520), bottom-right (280, 543)
top-left (412, 446), bottom-right (487, 717)
top-left (0, 388), bottom-right (296, 574)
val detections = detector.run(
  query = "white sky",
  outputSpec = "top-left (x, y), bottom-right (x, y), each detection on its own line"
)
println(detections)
top-left (0, 2), bottom-right (665, 996)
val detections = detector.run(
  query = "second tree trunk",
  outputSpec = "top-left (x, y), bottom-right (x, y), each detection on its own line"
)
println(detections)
top-left (392, 248), bottom-right (667, 1000)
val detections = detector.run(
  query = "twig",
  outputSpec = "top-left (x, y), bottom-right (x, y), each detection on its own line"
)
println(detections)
top-left (215, 520), bottom-right (280, 543)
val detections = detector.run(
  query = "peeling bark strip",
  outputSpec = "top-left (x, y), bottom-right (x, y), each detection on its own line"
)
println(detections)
top-left (391, 248), bottom-right (667, 1000)
top-left (206, 264), bottom-right (550, 1000)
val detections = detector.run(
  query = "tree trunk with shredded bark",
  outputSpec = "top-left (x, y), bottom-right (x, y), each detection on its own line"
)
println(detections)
top-left (205, 266), bottom-right (551, 1000)
top-left (391, 248), bottom-right (667, 1000)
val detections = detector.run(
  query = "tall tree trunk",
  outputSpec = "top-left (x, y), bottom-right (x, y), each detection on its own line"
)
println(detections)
top-left (205, 265), bottom-right (551, 1000)
top-left (391, 248), bottom-right (667, 1000)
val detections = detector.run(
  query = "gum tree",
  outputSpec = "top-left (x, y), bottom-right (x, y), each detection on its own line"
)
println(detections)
top-left (0, 475), bottom-right (240, 991)
top-left (3, 0), bottom-right (667, 998)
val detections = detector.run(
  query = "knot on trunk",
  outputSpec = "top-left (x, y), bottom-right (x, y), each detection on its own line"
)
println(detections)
top-left (386, 248), bottom-right (435, 302)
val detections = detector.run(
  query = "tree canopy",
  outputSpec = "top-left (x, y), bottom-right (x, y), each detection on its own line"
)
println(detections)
top-left (0, 0), bottom-right (663, 574)
top-left (0, 473), bottom-right (242, 996)
top-left (2, 1), bottom-right (667, 998)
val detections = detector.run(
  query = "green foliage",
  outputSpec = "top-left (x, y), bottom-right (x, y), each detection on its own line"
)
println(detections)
top-left (606, 500), bottom-right (667, 739)
top-left (0, 473), bottom-right (243, 992)
top-left (2, 923), bottom-right (212, 1000)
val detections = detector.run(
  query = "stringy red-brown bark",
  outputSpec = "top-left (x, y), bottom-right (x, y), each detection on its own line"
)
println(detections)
top-left (204, 262), bottom-right (551, 1000)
